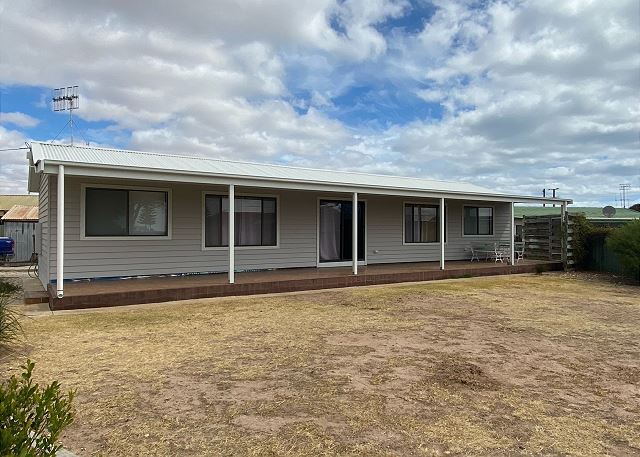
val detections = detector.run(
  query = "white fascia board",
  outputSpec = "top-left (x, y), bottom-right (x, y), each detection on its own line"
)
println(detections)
top-left (41, 160), bottom-right (572, 205)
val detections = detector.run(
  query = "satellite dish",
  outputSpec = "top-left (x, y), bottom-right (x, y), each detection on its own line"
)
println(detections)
top-left (602, 206), bottom-right (616, 218)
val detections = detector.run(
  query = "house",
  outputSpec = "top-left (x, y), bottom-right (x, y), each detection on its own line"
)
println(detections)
top-left (1, 205), bottom-right (38, 263)
top-left (26, 142), bottom-right (571, 306)
top-left (0, 194), bottom-right (38, 236)
top-left (514, 206), bottom-right (640, 239)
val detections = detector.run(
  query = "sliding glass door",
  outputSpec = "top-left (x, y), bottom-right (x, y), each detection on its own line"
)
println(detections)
top-left (319, 200), bottom-right (365, 263)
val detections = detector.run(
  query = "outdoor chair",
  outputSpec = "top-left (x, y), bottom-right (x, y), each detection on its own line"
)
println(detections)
top-left (468, 245), bottom-right (480, 262)
top-left (514, 242), bottom-right (525, 263)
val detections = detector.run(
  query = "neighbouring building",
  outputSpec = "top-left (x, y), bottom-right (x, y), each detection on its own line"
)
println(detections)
top-left (1, 204), bottom-right (38, 262)
top-left (0, 194), bottom-right (38, 236)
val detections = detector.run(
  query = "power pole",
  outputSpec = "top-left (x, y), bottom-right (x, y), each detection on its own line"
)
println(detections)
top-left (619, 184), bottom-right (631, 208)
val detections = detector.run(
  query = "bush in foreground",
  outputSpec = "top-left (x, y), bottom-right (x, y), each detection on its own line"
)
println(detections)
top-left (0, 278), bottom-right (22, 354)
top-left (0, 360), bottom-right (75, 457)
top-left (607, 220), bottom-right (640, 281)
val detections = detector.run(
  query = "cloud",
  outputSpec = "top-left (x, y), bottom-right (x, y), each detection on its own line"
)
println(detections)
top-left (0, 125), bottom-right (30, 193)
top-left (0, 0), bottom-right (638, 205)
top-left (0, 112), bottom-right (40, 128)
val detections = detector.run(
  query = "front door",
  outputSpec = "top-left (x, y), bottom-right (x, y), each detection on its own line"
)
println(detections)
top-left (319, 200), bottom-right (365, 263)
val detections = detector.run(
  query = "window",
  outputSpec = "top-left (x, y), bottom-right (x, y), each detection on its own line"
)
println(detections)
top-left (204, 195), bottom-right (277, 247)
top-left (85, 188), bottom-right (168, 237)
top-left (404, 203), bottom-right (444, 243)
top-left (463, 206), bottom-right (493, 235)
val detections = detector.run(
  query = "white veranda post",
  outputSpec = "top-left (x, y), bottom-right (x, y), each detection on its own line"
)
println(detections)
top-left (352, 192), bottom-right (358, 275)
top-left (56, 165), bottom-right (65, 298)
top-left (229, 184), bottom-right (235, 284)
top-left (510, 202), bottom-right (515, 266)
top-left (440, 197), bottom-right (445, 270)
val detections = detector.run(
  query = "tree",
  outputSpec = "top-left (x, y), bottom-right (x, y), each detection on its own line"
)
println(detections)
top-left (630, 203), bottom-right (640, 212)
top-left (607, 220), bottom-right (640, 280)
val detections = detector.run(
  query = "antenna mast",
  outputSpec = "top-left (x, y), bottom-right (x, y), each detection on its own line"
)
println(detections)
top-left (52, 86), bottom-right (79, 145)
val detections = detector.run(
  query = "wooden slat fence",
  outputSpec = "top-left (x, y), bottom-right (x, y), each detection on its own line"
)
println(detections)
top-left (523, 214), bottom-right (573, 267)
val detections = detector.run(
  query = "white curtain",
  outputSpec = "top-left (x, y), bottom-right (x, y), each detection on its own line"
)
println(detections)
top-left (320, 203), bottom-right (341, 261)
top-left (236, 198), bottom-right (262, 246)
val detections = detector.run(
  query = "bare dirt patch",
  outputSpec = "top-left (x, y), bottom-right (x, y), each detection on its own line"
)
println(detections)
top-left (2, 272), bottom-right (639, 456)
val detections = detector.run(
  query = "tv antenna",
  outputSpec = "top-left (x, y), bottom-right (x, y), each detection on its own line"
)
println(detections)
top-left (619, 184), bottom-right (631, 208)
top-left (547, 187), bottom-right (559, 207)
top-left (52, 86), bottom-right (79, 145)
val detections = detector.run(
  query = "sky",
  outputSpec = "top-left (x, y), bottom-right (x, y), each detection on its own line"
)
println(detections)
top-left (0, 0), bottom-right (638, 206)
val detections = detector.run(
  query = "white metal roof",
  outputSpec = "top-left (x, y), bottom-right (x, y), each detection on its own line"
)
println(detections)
top-left (29, 142), bottom-right (570, 203)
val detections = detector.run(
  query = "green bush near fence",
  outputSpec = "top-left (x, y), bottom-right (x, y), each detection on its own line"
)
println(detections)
top-left (570, 215), bottom-right (615, 269)
top-left (607, 220), bottom-right (640, 280)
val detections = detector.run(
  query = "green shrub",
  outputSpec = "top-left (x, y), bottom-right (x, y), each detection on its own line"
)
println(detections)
top-left (0, 360), bottom-right (75, 456)
top-left (607, 220), bottom-right (640, 280)
top-left (0, 278), bottom-right (23, 354)
top-left (570, 215), bottom-right (615, 269)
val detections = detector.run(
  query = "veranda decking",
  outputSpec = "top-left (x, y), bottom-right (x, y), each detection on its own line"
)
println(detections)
top-left (48, 259), bottom-right (561, 310)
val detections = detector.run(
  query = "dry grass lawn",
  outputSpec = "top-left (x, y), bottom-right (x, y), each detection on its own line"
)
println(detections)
top-left (3, 272), bottom-right (640, 456)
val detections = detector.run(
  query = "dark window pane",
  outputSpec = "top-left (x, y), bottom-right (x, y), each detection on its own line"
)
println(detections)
top-left (129, 191), bottom-right (167, 236)
top-left (85, 188), bottom-right (127, 236)
top-left (221, 197), bottom-right (229, 246)
top-left (204, 196), bottom-right (222, 247)
top-left (262, 198), bottom-right (277, 246)
top-left (404, 205), bottom-right (413, 242)
top-left (357, 201), bottom-right (365, 261)
top-left (464, 207), bottom-right (478, 235)
top-left (412, 205), bottom-right (420, 243)
top-left (341, 202), bottom-right (353, 261)
top-left (478, 207), bottom-right (493, 235)
top-left (444, 206), bottom-right (447, 242)
top-left (405, 204), bottom-right (440, 243)
top-left (420, 206), bottom-right (438, 242)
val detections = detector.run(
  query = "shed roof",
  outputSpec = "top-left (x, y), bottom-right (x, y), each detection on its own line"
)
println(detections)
top-left (1, 205), bottom-right (38, 221)
top-left (514, 206), bottom-right (640, 220)
top-left (0, 195), bottom-right (38, 211)
top-left (29, 142), bottom-right (570, 203)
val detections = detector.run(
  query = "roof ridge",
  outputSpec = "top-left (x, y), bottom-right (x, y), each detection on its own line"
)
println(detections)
top-left (31, 142), bottom-right (480, 188)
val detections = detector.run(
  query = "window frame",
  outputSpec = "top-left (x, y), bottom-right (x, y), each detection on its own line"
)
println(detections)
top-left (80, 183), bottom-right (172, 240)
top-left (201, 191), bottom-right (280, 251)
top-left (461, 205), bottom-right (495, 237)
top-left (402, 201), bottom-right (447, 245)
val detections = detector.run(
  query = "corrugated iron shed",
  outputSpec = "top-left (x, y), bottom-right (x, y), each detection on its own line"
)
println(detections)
top-left (1, 205), bottom-right (39, 221)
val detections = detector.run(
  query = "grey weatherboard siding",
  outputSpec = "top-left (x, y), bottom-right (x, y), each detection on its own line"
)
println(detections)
top-left (41, 175), bottom-right (512, 285)
top-left (38, 174), bottom-right (50, 283)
